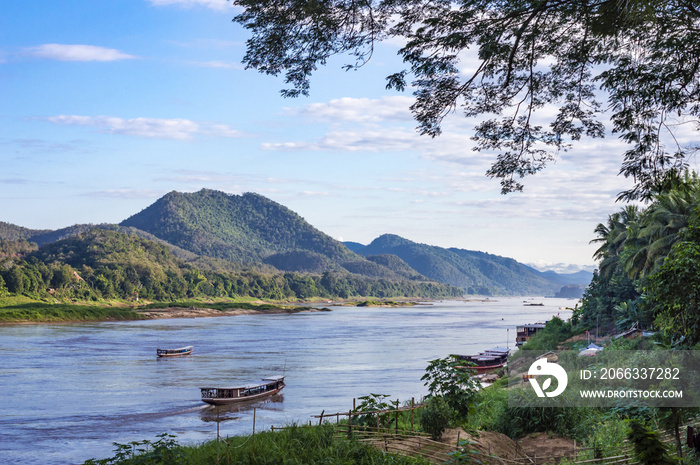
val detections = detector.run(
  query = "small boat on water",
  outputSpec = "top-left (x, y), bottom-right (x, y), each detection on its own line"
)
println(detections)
top-left (156, 346), bottom-right (193, 357)
top-left (453, 347), bottom-right (509, 373)
top-left (200, 375), bottom-right (285, 405)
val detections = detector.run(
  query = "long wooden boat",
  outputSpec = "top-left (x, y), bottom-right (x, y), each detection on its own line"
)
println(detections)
top-left (200, 376), bottom-right (285, 405)
top-left (156, 346), bottom-right (193, 357)
top-left (453, 347), bottom-right (509, 373)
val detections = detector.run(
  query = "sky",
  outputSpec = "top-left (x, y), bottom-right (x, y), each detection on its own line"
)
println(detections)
top-left (3, 1), bottom-right (695, 273)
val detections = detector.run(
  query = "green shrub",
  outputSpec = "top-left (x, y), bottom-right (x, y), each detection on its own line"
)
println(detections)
top-left (490, 389), bottom-right (592, 440)
top-left (420, 396), bottom-right (453, 440)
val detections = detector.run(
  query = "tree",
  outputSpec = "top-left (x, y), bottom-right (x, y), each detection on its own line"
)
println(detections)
top-left (233, 0), bottom-right (700, 199)
top-left (646, 221), bottom-right (700, 345)
top-left (591, 205), bottom-right (641, 278)
top-left (421, 356), bottom-right (480, 418)
top-left (621, 173), bottom-right (700, 278)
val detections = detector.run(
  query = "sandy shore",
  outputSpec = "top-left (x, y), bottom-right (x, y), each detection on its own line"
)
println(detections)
top-left (135, 306), bottom-right (325, 320)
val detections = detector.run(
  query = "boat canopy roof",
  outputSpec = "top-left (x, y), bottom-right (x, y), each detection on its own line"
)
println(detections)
top-left (200, 375), bottom-right (285, 390)
top-left (518, 323), bottom-right (546, 329)
top-left (482, 347), bottom-right (509, 354)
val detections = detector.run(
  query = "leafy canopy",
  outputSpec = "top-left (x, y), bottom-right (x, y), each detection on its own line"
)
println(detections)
top-left (233, 0), bottom-right (700, 199)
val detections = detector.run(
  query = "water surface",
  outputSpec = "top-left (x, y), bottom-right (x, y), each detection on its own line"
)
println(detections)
top-left (0, 297), bottom-right (573, 464)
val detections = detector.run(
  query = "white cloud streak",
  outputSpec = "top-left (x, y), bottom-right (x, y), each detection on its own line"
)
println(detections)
top-left (44, 115), bottom-right (244, 140)
top-left (291, 96), bottom-right (414, 123)
top-left (25, 44), bottom-right (136, 62)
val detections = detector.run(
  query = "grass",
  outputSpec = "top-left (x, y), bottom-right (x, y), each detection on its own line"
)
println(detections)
top-left (0, 300), bottom-right (143, 323)
top-left (0, 295), bottom-right (324, 324)
top-left (84, 424), bottom-right (432, 465)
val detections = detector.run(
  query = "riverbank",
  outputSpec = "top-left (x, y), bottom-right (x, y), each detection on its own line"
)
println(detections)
top-left (135, 304), bottom-right (330, 320)
top-left (0, 295), bottom-right (426, 325)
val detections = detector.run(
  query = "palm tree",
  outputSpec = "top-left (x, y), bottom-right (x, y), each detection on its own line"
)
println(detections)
top-left (621, 172), bottom-right (700, 278)
top-left (591, 205), bottom-right (641, 278)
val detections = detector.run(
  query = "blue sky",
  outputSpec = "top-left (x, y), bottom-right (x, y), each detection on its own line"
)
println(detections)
top-left (4, 0), bottom-right (691, 272)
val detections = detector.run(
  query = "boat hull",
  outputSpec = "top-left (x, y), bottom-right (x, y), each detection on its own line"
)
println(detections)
top-left (201, 386), bottom-right (284, 405)
top-left (461, 362), bottom-right (506, 374)
top-left (157, 350), bottom-right (193, 357)
top-left (157, 347), bottom-right (193, 357)
top-left (201, 376), bottom-right (286, 405)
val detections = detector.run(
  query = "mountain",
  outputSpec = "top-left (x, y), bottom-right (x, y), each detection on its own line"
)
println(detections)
top-left (118, 189), bottom-right (410, 278)
top-left (119, 189), bottom-right (355, 266)
top-left (348, 234), bottom-right (587, 296)
top-left (535, 269), bottom-right (593, 287)
top-left (0, 190), bottom-right (592, 297)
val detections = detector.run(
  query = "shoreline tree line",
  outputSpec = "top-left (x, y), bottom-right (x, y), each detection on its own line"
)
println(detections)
top-left (0, 229), bottom-right (462, 302)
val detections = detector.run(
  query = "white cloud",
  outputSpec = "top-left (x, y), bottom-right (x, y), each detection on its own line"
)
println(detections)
top-left (189, 60), bottom-right (242, 69)
top-left (147, 0), bottom-right (233, 11)
top-left (527, 261), bottom-right (597, 273)
top-left (263, 127), bottom-right (420, 152)
top-left (43, 115), bottom-right (244, 140)
top-left (290, 96), bottom-right (414, 123)
top-left (25, 44), bottom-right (136, 62)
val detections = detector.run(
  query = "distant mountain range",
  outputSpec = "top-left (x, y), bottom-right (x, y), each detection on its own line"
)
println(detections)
top-left (0, 189), bottom-right (592, 296)
top-left (346, 234), bottom-right (591, 296)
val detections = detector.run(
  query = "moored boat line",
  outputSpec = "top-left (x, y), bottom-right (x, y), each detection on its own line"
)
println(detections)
top-left (452, 347), bottom-right (510, 373)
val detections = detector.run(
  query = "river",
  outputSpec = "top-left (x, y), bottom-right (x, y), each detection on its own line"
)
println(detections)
top-left (0, 298), bottom-right (574, 464)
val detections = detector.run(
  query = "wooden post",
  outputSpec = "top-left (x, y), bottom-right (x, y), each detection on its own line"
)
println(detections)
top-left (395, 399), bottom-right (399, 434)
top-left (411, 397), bottom-right (414, 431)
top-left (348, 410), bottom-right (353, 436)
top-left (252, 408), bottom-right (256, 453)
top-left (216, 408), bottom-right (220, 462)
top-left (319, 410), bottom-right (325, 425)
top-left (456, 431), bottom-right (461, 465)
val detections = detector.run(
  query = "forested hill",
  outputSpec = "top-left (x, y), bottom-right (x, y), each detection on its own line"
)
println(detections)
top-left (119, 189), bottom-right (360, 270)
top-left (350, 234), bottom-right (590, 296)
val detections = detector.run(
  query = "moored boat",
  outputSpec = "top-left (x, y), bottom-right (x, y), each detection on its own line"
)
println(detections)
top-left (200, 375), bottom-right (285, 405)
top-left (156, 346), bottom-right (193, 357)
top-left (453, 347), bottom-right (509, 373)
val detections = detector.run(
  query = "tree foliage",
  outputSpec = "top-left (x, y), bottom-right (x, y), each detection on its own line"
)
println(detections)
top-left (421, 356), bottom-right (480, 418)
top-left (0, 229), bottom-right (462, 303)
top-left (646, 220), bottom-right (700, 345)
top-left (233, 0), bottom-right (700, 199)
top-left (580, 172), bottom-right (700, 343)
